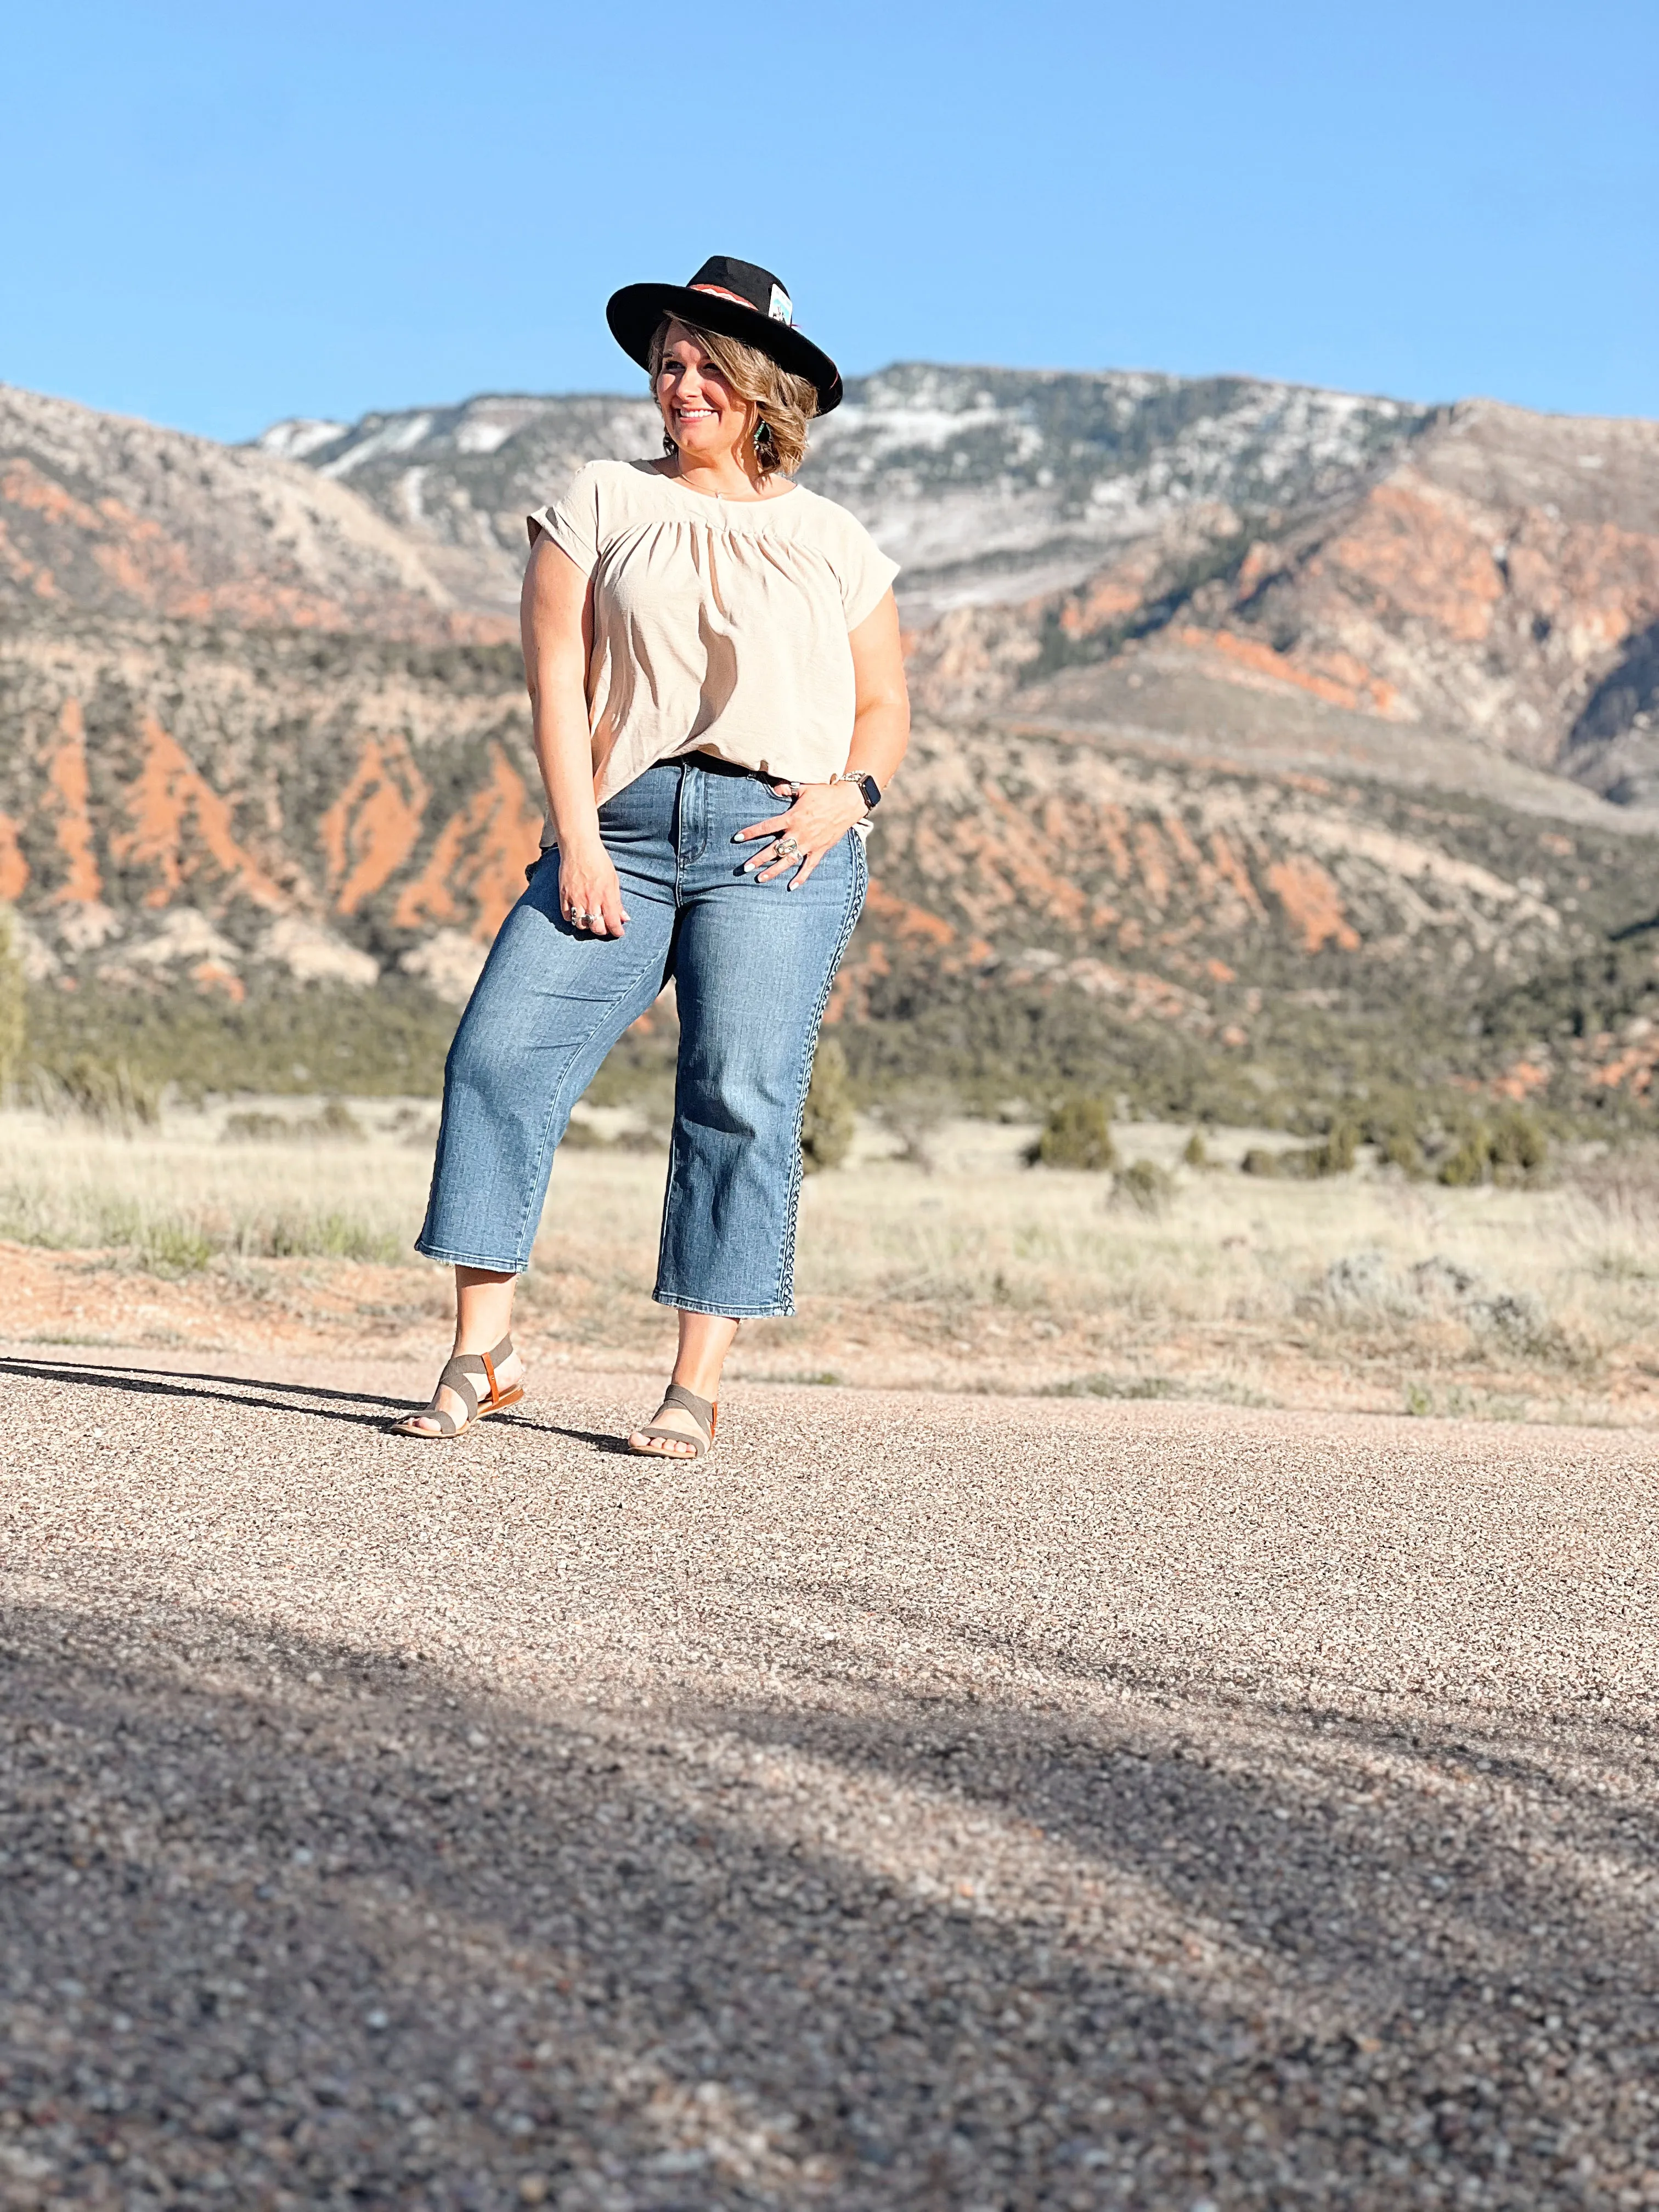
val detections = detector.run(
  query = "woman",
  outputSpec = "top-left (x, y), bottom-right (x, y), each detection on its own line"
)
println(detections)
top-left (397, 256), bottom-right (910, 1458)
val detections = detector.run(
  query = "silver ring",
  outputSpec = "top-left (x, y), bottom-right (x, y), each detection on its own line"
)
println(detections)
top-left (778, 837), bottom-right (799, 857)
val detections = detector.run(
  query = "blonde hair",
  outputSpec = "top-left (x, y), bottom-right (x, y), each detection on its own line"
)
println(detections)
top-left (648, 315), bottom-right (819, 478)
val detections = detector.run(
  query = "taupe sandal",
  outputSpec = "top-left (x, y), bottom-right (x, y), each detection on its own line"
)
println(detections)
top-left (629, 1382), bottom-right (718, 1460)
top-left (394, 1336), bottom-right (524, 1439)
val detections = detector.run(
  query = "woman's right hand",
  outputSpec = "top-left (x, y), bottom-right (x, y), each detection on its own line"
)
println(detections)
top-left (558, 841), bottom-right (630, 938)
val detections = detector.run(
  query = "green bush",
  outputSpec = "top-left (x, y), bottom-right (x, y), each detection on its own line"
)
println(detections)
top-left (1182, 1130), bottom-right (1209, 1169)
top-left (1244, 1120), bottom-right (1357, 1179)
top-left (1113, 1159), bottom-right (1175, 1214)
top-left (1490, 1109), bottom-right (1548, 1175)
top-left (1438, 1130), bottom-right (1491, 1186)
top-left (1373, 1119), bottom-right (1425, 1175)
top-left (221, 1109), bottom-right (294, 1143)
top-left (800, 1036), bottom-right (856, 1173)
top-left (1038, 1373), bottom-right (1180, 1400)
top-left (223, 1096), bottom-right (366, 1144)
top-left (1312, 1120), bottom-right (1358, 1175)
top-left (25, 975), bottom-right (460, 1098)
top-left (1029, 1096), bottom-right (1118, 1171)
top-left (1437, 1109), bottom-right (1548, 1187)
top-left (44, 1056), bottom-right (162, 1135)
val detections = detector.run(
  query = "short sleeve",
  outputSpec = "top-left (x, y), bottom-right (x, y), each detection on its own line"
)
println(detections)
top-left (526, 461), bottom-right (605, 575)
top-left (827, 505), bottom-right (901, 629)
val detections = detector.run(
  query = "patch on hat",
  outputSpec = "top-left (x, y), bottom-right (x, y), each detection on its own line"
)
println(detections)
top-left (768, 283), bottom-right (793, 326)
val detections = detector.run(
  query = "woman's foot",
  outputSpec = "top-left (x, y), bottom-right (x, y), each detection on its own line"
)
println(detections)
top-left (395, 1339), bottom-right (526, 1438)
top-left (628, 1383), bottom-right (716, 1459)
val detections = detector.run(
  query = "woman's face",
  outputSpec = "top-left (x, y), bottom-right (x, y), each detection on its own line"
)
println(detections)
top-left (656, 323), bottom-right (752, 464)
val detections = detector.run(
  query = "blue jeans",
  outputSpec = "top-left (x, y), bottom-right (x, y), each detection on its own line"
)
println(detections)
top-left (415, 757), bottom-right (867, 1317)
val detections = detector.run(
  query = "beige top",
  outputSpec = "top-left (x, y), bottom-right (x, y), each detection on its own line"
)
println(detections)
top-left (527, 459), bottom-right (900, 810)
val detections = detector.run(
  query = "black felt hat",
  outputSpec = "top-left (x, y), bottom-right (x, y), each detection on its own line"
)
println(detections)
top-left (606, 256), bottom-right (843, 415)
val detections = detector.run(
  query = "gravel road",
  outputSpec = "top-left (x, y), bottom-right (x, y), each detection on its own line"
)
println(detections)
top-left (1, 1344), bottom-right (1657, 2211)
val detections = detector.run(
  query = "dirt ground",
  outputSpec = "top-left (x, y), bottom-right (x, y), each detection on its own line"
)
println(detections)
top-left (3, 1106), bottom-right (1658, 1427)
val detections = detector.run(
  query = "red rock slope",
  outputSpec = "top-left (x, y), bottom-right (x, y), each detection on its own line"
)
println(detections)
top-left (0, 384), bottom-right (509, 644)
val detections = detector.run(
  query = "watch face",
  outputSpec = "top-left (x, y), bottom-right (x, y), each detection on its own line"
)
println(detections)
top-left (858, 774), bottom-right (882, 809)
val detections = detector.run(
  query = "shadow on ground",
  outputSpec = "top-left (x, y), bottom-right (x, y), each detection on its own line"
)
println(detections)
top-left (3, 1575), bottom-right (1656, 2211)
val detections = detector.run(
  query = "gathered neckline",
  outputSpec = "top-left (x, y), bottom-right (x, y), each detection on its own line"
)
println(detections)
top-left (646, 462), bottom-right (803, 510)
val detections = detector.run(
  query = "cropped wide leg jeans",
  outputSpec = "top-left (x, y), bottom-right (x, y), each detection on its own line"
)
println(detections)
top-left (415, 758), bottom-right (866, 1318)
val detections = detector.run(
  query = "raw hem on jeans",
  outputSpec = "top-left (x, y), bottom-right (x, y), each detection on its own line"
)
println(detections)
top-left (652, 1288), bottom-right (796, 1320)
top-left (412, 1238), bottom-right (531, 1276)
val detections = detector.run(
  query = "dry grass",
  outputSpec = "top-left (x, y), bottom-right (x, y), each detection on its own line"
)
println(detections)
top-left (3, 1104), bottom-right (1657, 1425)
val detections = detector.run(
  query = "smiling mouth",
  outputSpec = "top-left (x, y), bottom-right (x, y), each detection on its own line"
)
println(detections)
top-left (674, 406), bottom-right (716, 424)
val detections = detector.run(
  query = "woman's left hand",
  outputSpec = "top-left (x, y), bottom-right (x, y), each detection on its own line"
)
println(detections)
top-left (736, 780), bottom-right (868, 889)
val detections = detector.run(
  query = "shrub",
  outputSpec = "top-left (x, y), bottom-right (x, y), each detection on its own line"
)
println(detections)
top-left (800, 1036), bottom-right (856, 1174)
top-left (1436, 1111), bottom-right (1548, 1187)
top-left (1182, 1130), bottom-right (1209, 1169)
top-left (311, 1096), bottom-right (366, 1141)
top-left (222, 1110), bottom-right (294, 1143)
top-left (1029, 1096), bottom-right (1118, 1171)
top-left (43, 1056), bottom-right (162, 1136)
top-left (1438, 1128), bottom-right (1491, 1186)
top-left (1374, 1120), bottom-right (1425, 1175)
top-left (1490, 1109), bottom-right (1548, 1176)
top-left (1038, 1373), bottom-right (1180, 1400)
top-left (873, 1080), bottom-right (955, 1173)
top-left (1113, 1159), bottom-right (1175, 1215)
top-left (223, 1097), bottom-right (366, 1144)
top-left (1311, 1120), bottom-right (1359, 1175)
top-left (1244, 1121), bottom-right (1357, 1179)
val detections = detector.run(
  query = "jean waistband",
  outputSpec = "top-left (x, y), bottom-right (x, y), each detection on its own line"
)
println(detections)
top-left (681, 752), bottom-right (765, 780)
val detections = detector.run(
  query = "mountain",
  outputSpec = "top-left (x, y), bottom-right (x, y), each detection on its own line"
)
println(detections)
top-left (258, 373), bottom-right (1659, 811)
top-left (4, 366), bottom-right (1658, 1132)
top-left (255, 366), bottom-right (1433, 624)
top-left (0, 383), bottom-right (502, 642)
top-left (913, 397), bottom-right (1659, 811)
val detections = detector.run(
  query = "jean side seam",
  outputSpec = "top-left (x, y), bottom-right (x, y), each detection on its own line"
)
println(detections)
top-left (770, 835), bottom-right (867, 1315)
top-left (653, 768), bottom-right (691, 1301)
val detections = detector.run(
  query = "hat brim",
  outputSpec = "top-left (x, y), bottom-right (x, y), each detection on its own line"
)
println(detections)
top-left (606, 283), bottom-right (843, 416)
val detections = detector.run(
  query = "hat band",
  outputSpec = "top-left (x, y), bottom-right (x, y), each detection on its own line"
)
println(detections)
top-left (688, 280), bottom-right (794, 327)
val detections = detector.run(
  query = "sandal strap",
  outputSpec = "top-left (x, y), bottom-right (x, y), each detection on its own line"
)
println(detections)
top-left (633, 1424), bottom-right (709, 1458)
top-left (436, 1357), bottom-right (483, 1423)
top-left (661, 1381), bottom-right (715, 1437)
top-left (479, 1334), bottom-right (514, 1403)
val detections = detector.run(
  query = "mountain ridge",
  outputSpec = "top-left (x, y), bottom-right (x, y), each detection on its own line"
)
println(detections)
top-left (249, 369), bottom-right (1659, 808)
top-left (4, 364), bottom-right (1659, 1127)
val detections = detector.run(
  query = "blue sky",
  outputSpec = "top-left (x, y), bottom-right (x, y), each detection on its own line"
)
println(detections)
top-left (3, 0), bottom-right (1656, 441)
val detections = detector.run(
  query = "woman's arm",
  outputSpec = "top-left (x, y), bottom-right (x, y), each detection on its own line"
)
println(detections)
top-left (844, 587), bottom-right (911, 794)
top-left (521, 534), bottom-right (629, 936)
top-left (740, 588), bottom-right (911, 887)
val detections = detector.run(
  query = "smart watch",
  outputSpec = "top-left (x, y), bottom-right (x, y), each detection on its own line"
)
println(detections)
top-left (834, 770), bottom-right (882, 812)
